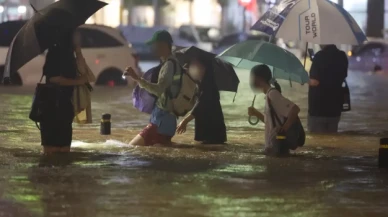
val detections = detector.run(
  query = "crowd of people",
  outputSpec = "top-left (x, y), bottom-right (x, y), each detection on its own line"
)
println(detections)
top-left (38, 28), bottom-right (349, 157)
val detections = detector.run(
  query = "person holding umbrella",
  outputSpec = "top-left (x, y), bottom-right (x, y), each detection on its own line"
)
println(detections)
top-left (248, 64), bottom-right (301, 156)
top-left (217, 40), bottom-right (306, 154)
top-left (308, 44), bottom-right (348, 133)
top-left (176, 55), bottom-right (227, 144)
top-left (40, 29), bottom-right (89, 154)
top-left (3, 0), bottom-right (107, 154)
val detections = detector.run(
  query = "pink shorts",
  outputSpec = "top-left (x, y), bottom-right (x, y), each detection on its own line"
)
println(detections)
top-left (139, 123), bottom-right (172, 146)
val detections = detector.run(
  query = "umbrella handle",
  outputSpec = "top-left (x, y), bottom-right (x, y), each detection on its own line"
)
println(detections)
top-left (248, 94), bottom-right (259, 125)
top-left (248, 115), bottom-right (260, 126)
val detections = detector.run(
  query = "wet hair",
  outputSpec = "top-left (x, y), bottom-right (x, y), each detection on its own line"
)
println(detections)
top-left (251, 64), bottom-right (282, 93)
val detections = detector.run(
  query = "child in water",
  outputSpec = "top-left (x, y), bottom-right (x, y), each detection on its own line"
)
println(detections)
top-left (248, 64), bottom-right (301, 155)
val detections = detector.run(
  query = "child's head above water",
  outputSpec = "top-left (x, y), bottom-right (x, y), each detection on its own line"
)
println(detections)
top-left (250, 64), bottom-right (282, 93)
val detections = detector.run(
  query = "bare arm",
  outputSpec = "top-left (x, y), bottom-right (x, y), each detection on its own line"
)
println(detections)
top-left (182, 114), bottom-right (195, 125)
top-left (49, 76), bottom-right (86, 86)
top-left (282, 104), bottom-right (300, 131)
top-left (255, 110), bottom-right (265, 123)
top-left (176, 113), bottom-right (194, 134)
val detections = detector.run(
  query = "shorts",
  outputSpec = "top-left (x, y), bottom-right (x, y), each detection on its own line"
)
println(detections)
top-left (40, 120), bottom-right (73, 147)
top-left (139, 123), bottom-right (172, 146)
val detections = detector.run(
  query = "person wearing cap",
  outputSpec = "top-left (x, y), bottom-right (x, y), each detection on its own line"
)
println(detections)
top-left (125, 30), bottom-right (181, 146)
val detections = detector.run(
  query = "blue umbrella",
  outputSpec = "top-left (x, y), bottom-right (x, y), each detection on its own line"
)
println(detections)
top-left (218, 40), bottom-right (309, 85)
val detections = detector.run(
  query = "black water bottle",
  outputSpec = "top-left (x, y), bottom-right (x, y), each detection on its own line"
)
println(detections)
top-left (100, 113), bottom-right (111, 135)
top-left (276, 133), bottom-right (289, 156)
top-left (379, 138), bottom-right (388, 168)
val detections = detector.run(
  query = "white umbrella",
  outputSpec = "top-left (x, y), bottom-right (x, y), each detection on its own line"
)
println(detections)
top-left (251, 0), bottom-right (367, 45)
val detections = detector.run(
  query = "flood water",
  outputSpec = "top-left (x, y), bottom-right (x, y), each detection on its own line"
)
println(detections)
top-left (0, 70), bottom-right (388, 217)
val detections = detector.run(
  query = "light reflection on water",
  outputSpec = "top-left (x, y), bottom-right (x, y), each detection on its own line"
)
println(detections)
top-left (0, 71), bottom-right (387, 216)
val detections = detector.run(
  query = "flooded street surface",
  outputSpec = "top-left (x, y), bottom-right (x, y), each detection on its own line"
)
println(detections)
top-left (0, 70), bottom-right (388, 217)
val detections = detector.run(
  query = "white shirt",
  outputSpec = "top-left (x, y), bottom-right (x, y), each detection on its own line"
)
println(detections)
top-left (264, 88), bottom-right (295, 149)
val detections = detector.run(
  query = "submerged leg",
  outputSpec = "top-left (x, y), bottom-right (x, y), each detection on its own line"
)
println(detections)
top-left (129, 135), bottom-right (146, 146)
top-left (59, 146), bottom-right (71, 153)
top-left (43, 146), bottom-right (64, 155)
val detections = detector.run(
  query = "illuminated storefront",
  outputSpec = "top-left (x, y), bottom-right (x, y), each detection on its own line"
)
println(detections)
top-left (86, 0), bottom-right (122, 27)
top-left (53, 0), bottom-right (122, 27)
top-left (128, 0), bottom-right (221, 28)
top-left (329, 0), bottom-right (368, 30)
top-left (0, 0), bottom-right (29, 23)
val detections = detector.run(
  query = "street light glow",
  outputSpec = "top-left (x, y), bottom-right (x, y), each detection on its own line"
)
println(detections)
top-left (0, 6), bottom-right (4, 13)
top-left (18, 6), bottom-right (27, 14)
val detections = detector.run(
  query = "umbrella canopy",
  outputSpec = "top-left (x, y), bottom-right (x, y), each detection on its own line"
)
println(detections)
top-left (174, 46), bottom-right (240, 92)
top-left (218, 40), bottom-right (309, 85)
top-left (4, 0), bottom-right (107, 78)
top-left (251, 0), bottom-right (366, 45)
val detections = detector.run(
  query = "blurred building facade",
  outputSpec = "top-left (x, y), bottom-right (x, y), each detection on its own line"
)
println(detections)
top-left (127, 0), bottom-right (222, 28)
top-left (0, 0), bottom-right (386, 38)
top-left (0, 0), bottom-right (30, 22)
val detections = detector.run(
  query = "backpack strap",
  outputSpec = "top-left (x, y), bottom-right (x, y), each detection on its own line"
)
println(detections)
top-left (164, 58), bottom-right (179, 101)
top-left (166, 58), bottom-right (178, 76)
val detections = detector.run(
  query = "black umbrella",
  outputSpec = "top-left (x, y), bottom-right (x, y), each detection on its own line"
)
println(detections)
top-left (174, 46), bottom-right (240, 92)
top-left (3, 0), bottom-right (107, 79)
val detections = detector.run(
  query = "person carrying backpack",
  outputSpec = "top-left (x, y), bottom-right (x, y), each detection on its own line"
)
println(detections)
top-left (124, 30), bottom-right (181, 146)
top-left (247, 64), bottom-right (304, 156)
top-left (176, 56), bottom-right (227, 144)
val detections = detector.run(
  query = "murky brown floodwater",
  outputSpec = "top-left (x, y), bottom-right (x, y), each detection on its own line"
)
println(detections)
top-left (0, 70), bottom-right (388, 217)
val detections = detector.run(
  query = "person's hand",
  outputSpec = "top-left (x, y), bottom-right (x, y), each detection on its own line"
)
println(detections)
top-left (176, 120), bottom-right (188, 134)
top-left (248, 106), bottom-right (261, 117)
top-left (309, 79), bottom-right (320, 87)
top-left (124, 66), bottom-right (140, 81)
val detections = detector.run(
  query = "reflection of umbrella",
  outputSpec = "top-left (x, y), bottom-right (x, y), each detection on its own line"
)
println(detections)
top-left (218, 40), bottom-right (309, 85)
top-left (251, 0), bottom-right (366, 45)
top-left (174, 46), bottom-right (240, 92)
top-left (4, 0), bottom-right (107, 79)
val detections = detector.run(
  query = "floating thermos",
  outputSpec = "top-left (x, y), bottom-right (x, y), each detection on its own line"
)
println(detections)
top-left (342, 80), bottom-right (351, 112)
top-left (100, 113), bottom-right (111, 135)
top-left (379, 138), bottom-right (388, 168)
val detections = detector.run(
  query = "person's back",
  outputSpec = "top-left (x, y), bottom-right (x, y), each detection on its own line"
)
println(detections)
top-left (308, 45), bottom-right (348, 133)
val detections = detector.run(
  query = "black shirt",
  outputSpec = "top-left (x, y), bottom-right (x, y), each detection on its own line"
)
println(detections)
top-left (43, 44), bottom-right (77, 99)
top-left (308, 45), bottom-right (348, 117)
